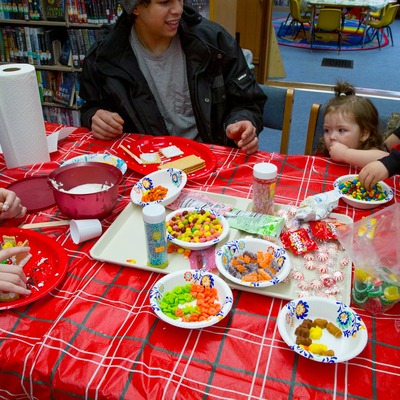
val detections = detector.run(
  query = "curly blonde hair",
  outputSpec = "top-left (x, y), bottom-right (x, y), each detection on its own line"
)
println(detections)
top-left (316, 81), bottom-right (384, 155)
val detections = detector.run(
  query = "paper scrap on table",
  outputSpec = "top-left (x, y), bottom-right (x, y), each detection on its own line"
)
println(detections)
top-left (0, 127), bottom-right (77, 155)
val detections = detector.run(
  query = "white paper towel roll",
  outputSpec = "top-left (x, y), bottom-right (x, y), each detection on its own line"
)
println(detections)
top-left (0, 64), bottom-right (50, 169)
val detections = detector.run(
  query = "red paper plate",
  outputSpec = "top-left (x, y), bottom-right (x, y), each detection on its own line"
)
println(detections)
top-left (7, 176), bottom-right (55, 212)
top-left (114, 136), bottom-right (217, 180)
top-left (0, 228), bottom-right (68, 311)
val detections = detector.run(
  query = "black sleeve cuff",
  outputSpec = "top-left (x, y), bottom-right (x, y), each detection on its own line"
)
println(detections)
top-left (379, 148), bottom-right (400, 177)
top-left (393, 126), bottom-right (400, 139)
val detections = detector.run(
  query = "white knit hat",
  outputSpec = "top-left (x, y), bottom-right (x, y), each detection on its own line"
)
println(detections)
top-left (121, 0), bottom-right (141, 15)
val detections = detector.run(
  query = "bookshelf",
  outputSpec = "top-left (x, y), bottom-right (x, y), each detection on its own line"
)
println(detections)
top-left (0, 0), bottom-right (119, 126)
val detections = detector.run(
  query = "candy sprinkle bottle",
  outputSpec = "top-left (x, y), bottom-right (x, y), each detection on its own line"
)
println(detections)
top-left (252, 162), bottom-right (278, 215)
top-left (142, 203), bottom-right (168, 269)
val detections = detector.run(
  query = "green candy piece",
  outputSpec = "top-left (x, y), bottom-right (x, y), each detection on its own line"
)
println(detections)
top-left (367, 285), bottom-right (383, 298)
top-left (352, 288), bottom-right (368, 304)
top-left (353, 280), bottom-right (374, 294)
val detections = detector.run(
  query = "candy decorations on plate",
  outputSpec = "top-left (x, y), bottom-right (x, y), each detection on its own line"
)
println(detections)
top-left (334, 174), bottom-right (393, 210)
top-left (215, 237), bottom-right (291, 288)
top-left (130, 168), bottom-right (187, 207)
top-left (165, 207), bottom-right (230, 250)
top-left (0, 228), bottom-right (68, 311)
top-left (149, 269), bottom-right (233, 329)
top-left (277, 296), bottom-right (368, 363)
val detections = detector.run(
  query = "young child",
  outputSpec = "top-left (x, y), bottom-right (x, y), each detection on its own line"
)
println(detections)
top-left (359, 126), bottom-right (400, 189)
top-left (315, 81), bottom-right (389, 167)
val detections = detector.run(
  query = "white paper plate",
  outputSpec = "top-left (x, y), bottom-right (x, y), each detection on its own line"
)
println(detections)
top-left (130, 168), bottom-right (187, 207)
top-left (334, 174), bottom-right (393, 210)
top-left (277, 296), bottom-right (368, 363)
top-left (149, 269), bottom-right (233, 329)
top-left (166, 207), bottom-right (230, 250)
top-left (62, 153), bottom-right (127, 175)
top-left (215, 238), bottom-right (291, 288)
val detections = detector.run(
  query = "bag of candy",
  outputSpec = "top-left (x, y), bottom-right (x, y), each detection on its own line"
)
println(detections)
top-left (336, 203), bottom-right (400, 315)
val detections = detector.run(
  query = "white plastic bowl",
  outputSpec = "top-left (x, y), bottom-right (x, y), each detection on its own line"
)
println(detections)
top-left (215, 238), bottom-right (291, 288)
top-left (130, 168), bottom-right (187, 207)
top-left (149, 269), bottom-right (233, 329)
top-left (61, 153), bottom-right (127, 175)
top-left (165, 207), bottom-right (230, 250)
top-left (334, 174), bottom-right (393, 210)
top-left (277, 296), bottom-right (368, 363)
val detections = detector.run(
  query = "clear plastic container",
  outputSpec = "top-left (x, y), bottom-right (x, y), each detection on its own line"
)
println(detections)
top-left (252, 162), bottom-right (278, 215)
top-left (142, 203), bottom-right (168, 268)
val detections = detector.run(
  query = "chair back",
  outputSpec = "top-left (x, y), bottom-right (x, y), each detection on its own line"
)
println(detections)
top-left (260, 85), bottom-right (295, 154)
top-left (316, 8), bottom-right (342, 31)
top-left (290, 0), bottom-right (309, 22)
top-left (377, 4), bottom-right (399, 27)
top-left (304, 103), bottom-right (324, 155)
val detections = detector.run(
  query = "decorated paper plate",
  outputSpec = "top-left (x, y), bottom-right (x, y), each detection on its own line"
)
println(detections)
top-left (277, 297), bottom-right (368, 363)
top-left (333, 174), bottom-right (393, 210)
top-left (61, 153), bottom-right (127, 175)
top-left (0, 228), bottom-right (68, 311)
top-left (114, 136), bottom-right (217, 180)
top-left (215, 238), bottom-right (291, 288)
top-left (130, 168), bottom-right (187, 206)
top-left (149, 269), bottom-right (233, 329)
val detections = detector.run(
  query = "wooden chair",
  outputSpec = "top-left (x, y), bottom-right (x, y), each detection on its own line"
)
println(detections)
top-left (311, 8), bottom-right (344, 53)
top-left (304, 103), bottom-right (324, 155)
top-left (366, 3), bottom-right (400, 48)
top-left (260, 85), bottom-right (295, 154)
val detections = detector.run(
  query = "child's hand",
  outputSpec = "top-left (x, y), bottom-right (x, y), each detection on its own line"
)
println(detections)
top-left (0, 246), bottom-right (31, 296)
top-left (359, 161), bottom-right (389, 190)
top-left (0, 189), bottom-right (26, 220)
top-left (328, 142), bottom-right (350, 163)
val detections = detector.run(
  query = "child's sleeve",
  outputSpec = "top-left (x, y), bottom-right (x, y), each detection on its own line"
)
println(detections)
top-left (379, 145), bottom-right (400, 177)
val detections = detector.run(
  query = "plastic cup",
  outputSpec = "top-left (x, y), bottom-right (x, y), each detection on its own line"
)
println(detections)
top-left (70, 219), bottom-right (102, 244)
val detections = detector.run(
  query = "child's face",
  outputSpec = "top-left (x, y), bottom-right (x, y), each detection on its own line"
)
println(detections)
top-left (323, 111), bottom-right (369, 150)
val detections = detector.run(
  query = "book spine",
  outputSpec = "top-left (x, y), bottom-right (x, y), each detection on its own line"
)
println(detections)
top-left (67, 28), bottom-right (79, 68)
top-left (2, 27), bottom-right (10, 61)
top-left (24, 25), bottom-right (34, 63)
top-left (0, 28), bottom-right (6, 61)
top-left (43, 28), bottom-right (53, 64)
top-left (75, 28), bottom-right (85, 66)
top-left (81, 28), bottom-right (90, 54)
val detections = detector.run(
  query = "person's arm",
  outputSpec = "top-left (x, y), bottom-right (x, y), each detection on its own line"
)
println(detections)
top-left (328, 142), bottom-right (389, 168)
top-left (359, 147), bottom-right (400, 189)
top-left (384, 126), bottom-right (400, 151)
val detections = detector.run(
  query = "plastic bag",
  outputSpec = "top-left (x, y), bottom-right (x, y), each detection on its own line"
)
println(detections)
top-left (336, 203), bottom-right (400, 315)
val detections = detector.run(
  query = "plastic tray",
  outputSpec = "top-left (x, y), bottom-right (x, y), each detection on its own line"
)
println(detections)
top-left (90, 192), bottom-right (353, 304)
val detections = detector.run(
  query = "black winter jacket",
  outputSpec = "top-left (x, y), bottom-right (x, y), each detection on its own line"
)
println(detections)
top-left (80, 6), bottom-right (266, 147)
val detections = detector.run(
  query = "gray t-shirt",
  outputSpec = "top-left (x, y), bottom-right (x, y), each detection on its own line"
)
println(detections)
top-left (130, 27), bottom-right (198, 140)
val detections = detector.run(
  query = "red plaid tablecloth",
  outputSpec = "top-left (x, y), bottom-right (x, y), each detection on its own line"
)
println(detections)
top-left (0, 124), bottom-right (399, 399)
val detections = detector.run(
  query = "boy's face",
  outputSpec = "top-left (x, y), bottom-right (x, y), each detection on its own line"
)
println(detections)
top-left (135, 0), bottom-right (183, 40)
top-left (323, 111), bottom-right (369, 150)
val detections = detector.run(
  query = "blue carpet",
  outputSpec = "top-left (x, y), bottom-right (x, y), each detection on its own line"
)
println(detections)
top-left (274, 17), bottom-right (388, 51)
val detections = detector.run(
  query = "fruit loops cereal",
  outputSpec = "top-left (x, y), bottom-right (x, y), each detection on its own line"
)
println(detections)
top-left (166, 209), bottom-right (223, 243)
top-left (337, 177), bottom-right (389, 202)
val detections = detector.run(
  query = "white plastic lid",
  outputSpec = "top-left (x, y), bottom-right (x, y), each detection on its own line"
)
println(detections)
top-left (253, 163), bottom-right (277, 180)
top-left (142, 203), bottom-right (166, 223)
